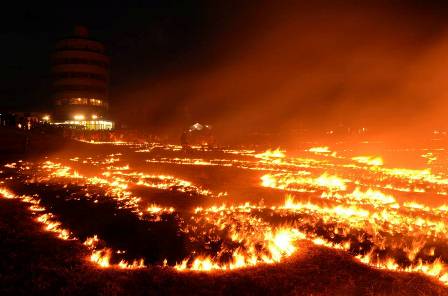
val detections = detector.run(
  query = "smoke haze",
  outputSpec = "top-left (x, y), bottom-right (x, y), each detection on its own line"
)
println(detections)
top-left (110, 1), bottom-right (448, 140)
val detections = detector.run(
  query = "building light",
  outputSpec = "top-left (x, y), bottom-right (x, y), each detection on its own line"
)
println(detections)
top-left (52, 120), bottom-right (114, 130)
top-left (42, 115), bottom-right (50, 121)
top-left (92, 114), bottom-right (98, 119)
top-left (74, 114), bottom-right (85, 120)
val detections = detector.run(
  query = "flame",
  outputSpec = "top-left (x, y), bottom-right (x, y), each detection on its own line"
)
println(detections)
top-left (147, 204), bottom-right (175, 214)
top-left (90, 249), bottom-right (111, 268)
top-left (261, 172), bottom-right (347, 192)
top-left (352, 156), bottom-right (384, 166)
top-left (267, 228), bottom-right (300, 261)
top-left (255, 148), bottom-right (285, 159)
top-left (307, 146), bottom-right (331, 154)
top-left (3, 142), bottom-right (448, 286)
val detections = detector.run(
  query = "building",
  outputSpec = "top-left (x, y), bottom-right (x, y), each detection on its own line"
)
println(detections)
top-left (52, 26), bottom-right (113, 130)
top-left (0, 112), bottom-right (50, 129)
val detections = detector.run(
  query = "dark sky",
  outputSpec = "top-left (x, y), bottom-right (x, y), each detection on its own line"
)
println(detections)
top-left (0, 1), bottom-right (241, 109)
top-left (2, 1), bottom-right (448, 137)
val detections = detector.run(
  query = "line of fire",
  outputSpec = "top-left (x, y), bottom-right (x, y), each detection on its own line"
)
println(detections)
top-left (2, 3), bottom-right (448, 295)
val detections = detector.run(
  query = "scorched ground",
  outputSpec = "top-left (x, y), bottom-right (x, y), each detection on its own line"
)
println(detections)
top-left (1, 140), bottom-right (448, 295)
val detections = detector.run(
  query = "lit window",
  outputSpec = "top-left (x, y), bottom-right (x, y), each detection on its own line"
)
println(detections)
top-left (74, 114), bottom-right (85, 120)
top-left (89, 99), bottom-right (103, 106)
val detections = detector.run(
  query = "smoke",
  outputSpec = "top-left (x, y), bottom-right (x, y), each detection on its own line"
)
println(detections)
top-left (111, 1), bottom-right (448, 142)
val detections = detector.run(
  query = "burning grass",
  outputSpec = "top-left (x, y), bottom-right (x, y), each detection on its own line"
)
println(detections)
top-left (1, 141), bottom-right (448, 294)
top-left (0, 199), bottom-right (445, 295)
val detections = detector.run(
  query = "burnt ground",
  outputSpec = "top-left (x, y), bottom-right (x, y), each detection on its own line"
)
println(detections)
top-left (0, 198), bottom-right (447, 296)
top-left (0, 138), bottom-right (448, 295)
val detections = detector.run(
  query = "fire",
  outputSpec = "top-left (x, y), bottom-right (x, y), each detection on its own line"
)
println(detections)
top-left (174, 225), bottom-right (304, 271)
top-left (261, 172), bottom-right (347, 192)
top-left (90, 249), bottom-right (111, 268)
top-left (421, 152), bottom-right (437, 164)
top-left (4, 162), bottom-right (17, 168)
top-left (0, 186), bottom-right (146, 270)
top-left (0, 188), bottom-right (73, 241)
top-left (255, 148), bottom-right (285, 159)
top-left (321, 187), bottom-right (397, 207)
top-left (352, 156), bottom-right (383, 166)
top-left (147, 204), bottom-right (175, 214)
top-left (0, 187), bottom-right (15, 198)
top-left (84, 235), bottom-right (99, 247)
top-left (267, 228), bottom-right (301, 262)
top-left (315, 173), bottom-right (347, 191)
top-left (118, 259), bottom-right (146, 269)
top-left (254, 148), bottom-right (286, 164)
top-left (307, 146), bottom-right (331, 154)
top-left (3, 142), bottom-right (448, 286)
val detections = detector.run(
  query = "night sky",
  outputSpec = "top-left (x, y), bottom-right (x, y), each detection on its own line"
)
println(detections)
top-left (0, 1), bottom-right (238, 109)
top-left (2, 1), bottom-right (448, 137)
